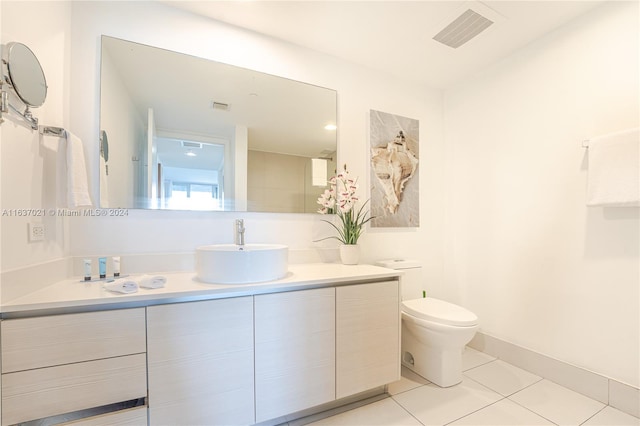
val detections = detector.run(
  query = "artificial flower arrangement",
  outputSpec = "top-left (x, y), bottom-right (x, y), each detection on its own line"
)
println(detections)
top-left (316, 165), bottom-right (372, 245)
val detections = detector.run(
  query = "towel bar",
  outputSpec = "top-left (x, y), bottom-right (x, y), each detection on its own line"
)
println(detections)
top-left (39, 125), bottom-right (66, 137)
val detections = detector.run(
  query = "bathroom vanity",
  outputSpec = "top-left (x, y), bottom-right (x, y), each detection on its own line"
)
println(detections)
top-left (0, 264), bottom-right (401, 425)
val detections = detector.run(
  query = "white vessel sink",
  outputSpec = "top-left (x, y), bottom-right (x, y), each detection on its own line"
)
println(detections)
top-left (196, 244), bottom-right (288, 284)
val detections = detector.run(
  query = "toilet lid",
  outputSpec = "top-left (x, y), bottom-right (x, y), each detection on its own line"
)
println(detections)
top-left (402, 298), bottom-right (478, 327)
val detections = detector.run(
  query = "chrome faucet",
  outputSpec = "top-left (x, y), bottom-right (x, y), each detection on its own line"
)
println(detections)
top-left (235, 219), bottom-right (246, 247)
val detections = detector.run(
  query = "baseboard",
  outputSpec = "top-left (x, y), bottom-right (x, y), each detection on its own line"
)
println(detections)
top-left (469, 332), bottom-right (639, 418)
top-left (252, 387), bottom-right (387, 426)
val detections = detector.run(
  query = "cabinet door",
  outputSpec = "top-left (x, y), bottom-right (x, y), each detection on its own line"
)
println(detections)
top-left (147, 297), bottom-right (254, 425)
top-left (336, 280), bottom-right (400, 398)
top-left (255, 288), bottom-right (335, 423)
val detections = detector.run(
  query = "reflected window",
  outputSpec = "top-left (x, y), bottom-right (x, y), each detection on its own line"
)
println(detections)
top-left (167, 182), bottom-right (221, 210)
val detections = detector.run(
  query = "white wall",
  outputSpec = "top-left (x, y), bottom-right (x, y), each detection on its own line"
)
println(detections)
top-left (63, 1), bottom-right (445, 283)
top-left (1, 0), bottom-right (637, 393)
top-left (0, 1), bottom-right (71, 272)
top-left (0, 1), bottom-right (442, 272)
top-left (2, 0), bottom-right (638, 389)
top-left (444, 1), bottom-right (639, 387)
top-left (100, 46), bottom-right (144, 208)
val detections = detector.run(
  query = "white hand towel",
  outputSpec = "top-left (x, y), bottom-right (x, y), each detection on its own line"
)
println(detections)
top-left (66, 131), bottom-right (93, 208)
top-left (587, 128), bottom-right (640, 207)
top-left (103, 279), bottom-right (138, 294)
top-left (139, 274), bottom-right (167, 289)
top-left (99, 156), bottom-right (109, 208)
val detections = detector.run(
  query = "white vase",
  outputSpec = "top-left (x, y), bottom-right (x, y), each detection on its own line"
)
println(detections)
top-left (340, 244), bottom-right (360, 265)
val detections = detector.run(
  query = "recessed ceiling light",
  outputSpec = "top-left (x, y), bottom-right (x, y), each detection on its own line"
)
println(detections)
top-left (185, 150), bottom-right (197, 157)
top-left (324, 124), bottom-right (337, 131)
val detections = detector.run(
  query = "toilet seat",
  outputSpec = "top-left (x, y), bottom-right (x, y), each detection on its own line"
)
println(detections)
top-left (402, 298), bottom-right (478, 327)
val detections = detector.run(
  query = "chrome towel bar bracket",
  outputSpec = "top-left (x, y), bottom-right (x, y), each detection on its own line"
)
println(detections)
top-left (39, 125), bottom-right (65, 137)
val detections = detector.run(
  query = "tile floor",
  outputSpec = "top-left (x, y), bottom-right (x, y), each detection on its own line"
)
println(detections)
top-left (306, 348), bottom-right (639, 426)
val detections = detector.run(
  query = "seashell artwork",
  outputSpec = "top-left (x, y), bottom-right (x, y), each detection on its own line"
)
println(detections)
top-left (371, 130), bottom-right (418, 214)
top-left (370, 110), bottom-right (419, 227)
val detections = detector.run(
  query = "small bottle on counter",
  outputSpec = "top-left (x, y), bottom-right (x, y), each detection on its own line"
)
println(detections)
top-left (83, 258), bottom-right (92, 281)
top-left (99, 257), bottom-right (107, 279)
top-left (113, 256), bottom-right (121, 277)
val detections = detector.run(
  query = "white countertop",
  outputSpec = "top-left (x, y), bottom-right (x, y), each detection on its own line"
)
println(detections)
top-left (0, 263), bottom-right (401, 316)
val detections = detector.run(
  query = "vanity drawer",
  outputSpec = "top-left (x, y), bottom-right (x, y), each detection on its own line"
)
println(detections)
top-left (1, 354), bottom-right (147, 426)
top-left (61, 406), bottom-right (148, 426)
top-left (1, 308), bottom-right (146, 373)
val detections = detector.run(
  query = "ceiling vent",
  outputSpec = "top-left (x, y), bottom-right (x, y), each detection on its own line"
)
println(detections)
top-left (433, 8), bottom-right (494, 49)
top-left (181, 141), bottom-right (202, 149)
top-left (212, 101), bottom-right (230, 112)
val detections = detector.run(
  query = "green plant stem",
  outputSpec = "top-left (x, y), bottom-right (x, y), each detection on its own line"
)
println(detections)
top-left (315, 200), bottom-right (373, 245)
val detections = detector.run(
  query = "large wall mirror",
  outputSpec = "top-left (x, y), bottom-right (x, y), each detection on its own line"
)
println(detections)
top-left (99, 36), bottom-right (337, 212)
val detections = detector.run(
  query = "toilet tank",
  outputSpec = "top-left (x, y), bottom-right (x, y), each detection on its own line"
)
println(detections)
top-left (376, 259), bottom-right (423, 301)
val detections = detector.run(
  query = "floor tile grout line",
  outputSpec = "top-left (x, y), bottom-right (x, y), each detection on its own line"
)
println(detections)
top-left (320, 349), bottom-right (625, 426)
top-left (387, 381), bottom-right (430, 397)
top-left (506, 378), bottom-right (612, 425)
top-left (461, 374), bottom-right (544, 402)
top-left (461, 357), bottom-right (498, 373)
top-left (441, 395), bottom-right (507, 426)
top-left (463, 357), bottom-right (544, 386)
top-left (433, 376), bottom-right (508, 426)
top-left (578, 405), bottom-right (608, 426)
top-left (389, 395), bottom-right (428, 426)
top-left (501, 376), bottom-right (545, 398)
top-left (453, 375), bottom-right (562, 425)
top-left (506, 390), bottom-right (562, 426)
top-left (501, 377), bottom-right (567, 425)
top-left (463, 374), bottom-right (544, 398)
top-left (478, 353), bottom-right (613, 410)
top-left (443, 364), bottom-right (620, 426)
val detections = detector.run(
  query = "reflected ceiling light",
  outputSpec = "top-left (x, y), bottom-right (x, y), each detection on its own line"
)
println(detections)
top-left (185, 150), bottom-right (197, 157)
top-left (324, 124), bottom-right (337, 131)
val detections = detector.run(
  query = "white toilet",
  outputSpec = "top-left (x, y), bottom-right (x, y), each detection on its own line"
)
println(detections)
top-left (377, 260), bottom-right (479, 388)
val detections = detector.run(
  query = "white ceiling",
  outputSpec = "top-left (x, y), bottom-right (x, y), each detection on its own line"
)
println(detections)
top-left (164, 0), bottom-right (604, 89)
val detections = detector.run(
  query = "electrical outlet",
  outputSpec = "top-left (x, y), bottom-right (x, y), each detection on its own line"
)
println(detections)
top-left (28, 223), bottom-right (45, 242)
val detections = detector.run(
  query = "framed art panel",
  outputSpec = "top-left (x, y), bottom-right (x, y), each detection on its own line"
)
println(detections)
top-left (369, 110), bottom-right (419, 227)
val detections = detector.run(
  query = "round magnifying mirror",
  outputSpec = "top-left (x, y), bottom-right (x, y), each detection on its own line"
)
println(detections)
top-left (6, 42), bottom-right (47, 107)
